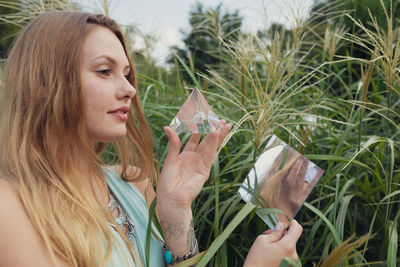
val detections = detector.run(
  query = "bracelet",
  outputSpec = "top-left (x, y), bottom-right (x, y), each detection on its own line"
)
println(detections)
top-left (163, 220), bottom-right (199, 264)
top-left (163, 238), bottom-right (199, 265)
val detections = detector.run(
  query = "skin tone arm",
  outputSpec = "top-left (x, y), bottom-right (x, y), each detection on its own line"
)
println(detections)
top-left (156, 122), bottom-right (231, 256)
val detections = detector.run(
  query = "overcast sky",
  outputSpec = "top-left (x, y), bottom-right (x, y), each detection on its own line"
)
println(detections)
top-left (75, 0), bottom-right (314, 65)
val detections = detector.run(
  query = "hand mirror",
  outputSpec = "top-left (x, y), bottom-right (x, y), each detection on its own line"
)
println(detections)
top-left (238, 135), bottom-right (324, 228)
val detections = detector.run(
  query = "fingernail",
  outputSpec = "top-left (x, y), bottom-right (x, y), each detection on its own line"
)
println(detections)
top-left (163, 126), bottom-right (170, 137)
top-left (274, 222), bottom-right (283, 231)
top-left (263, 229), bottom-right (272, 234)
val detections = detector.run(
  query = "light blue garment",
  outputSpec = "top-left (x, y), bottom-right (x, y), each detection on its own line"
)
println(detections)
top-left (104, 167), bottom-right (165, 267)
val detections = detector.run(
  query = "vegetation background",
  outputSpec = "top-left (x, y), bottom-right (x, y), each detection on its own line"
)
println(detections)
top-left (0, 0), bottom-right (399, 266)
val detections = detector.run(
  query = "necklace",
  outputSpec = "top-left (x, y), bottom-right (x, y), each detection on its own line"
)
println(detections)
top-left (107, 187), bottom-right (145, 265)
top-left (108, 189), bottom-right (136, 241)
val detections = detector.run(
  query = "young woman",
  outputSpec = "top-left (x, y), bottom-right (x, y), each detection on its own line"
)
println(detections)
top-left (0, 11), bottom-right (302, 266)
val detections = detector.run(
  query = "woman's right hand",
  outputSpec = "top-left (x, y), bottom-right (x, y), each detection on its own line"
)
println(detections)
top-left (243, 220), bottom-right (303, 267)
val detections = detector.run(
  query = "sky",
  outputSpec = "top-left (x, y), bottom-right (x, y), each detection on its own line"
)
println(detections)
top-left (75, 0), bottom-right (315, 65)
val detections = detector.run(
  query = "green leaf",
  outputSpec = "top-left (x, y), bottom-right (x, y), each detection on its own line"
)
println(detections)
top-left (336, 194), bottom-right (354, 240)
top-left (145, 198), bottom-right (158, 267)
top-left (387, 211), bottom-right (399, 267)
top-left (279, 257), bottom-right (302, 267)
top-left (303, 202), bottom-right (342, 245)
top-left (174, 251), bottom-right (206, 267)
top-left (305, 154), bottom-right (373, 171)
top-left (196, 201), bottom-right (256, 267)
top-left (174, 52), bottom-right (202, 90)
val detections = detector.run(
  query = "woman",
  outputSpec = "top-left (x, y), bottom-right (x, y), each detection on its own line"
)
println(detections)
top-left (0, 11), bottom-right (302, 266)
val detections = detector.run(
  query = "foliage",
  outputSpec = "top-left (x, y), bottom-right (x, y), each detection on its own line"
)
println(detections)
top-left (0, 0), bottom-right (20, 58)
top-left (0, 0), bottom-right (79, 27)
top-left (168, 2), bottom-right (243, 83)
top-left (1, 0), bottom-right (399, 266)
top-left (147, 1), bottom-right (400, 266)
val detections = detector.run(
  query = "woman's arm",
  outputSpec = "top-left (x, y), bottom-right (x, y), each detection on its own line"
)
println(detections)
top-left (0, 180), bottom-right (69, 267)
top-left (156, 123), bottom-right (231, 262)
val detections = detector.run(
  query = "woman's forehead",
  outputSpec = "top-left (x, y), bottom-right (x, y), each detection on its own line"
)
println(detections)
top-left (82, 26), bottom-right (129, 67)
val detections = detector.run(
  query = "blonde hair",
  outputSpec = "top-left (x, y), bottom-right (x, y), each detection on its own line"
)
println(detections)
top-left (0, 11), bottom-right (154, 266)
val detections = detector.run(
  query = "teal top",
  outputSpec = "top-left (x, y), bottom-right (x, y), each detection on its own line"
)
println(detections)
top-left (104, 167), bottom-right (165, 267)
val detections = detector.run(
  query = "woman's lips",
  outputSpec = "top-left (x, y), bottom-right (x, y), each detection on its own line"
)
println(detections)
top-left (108, 106), bottom-right (129, 121)
top-left (109, 112), bottom-right (128, 121)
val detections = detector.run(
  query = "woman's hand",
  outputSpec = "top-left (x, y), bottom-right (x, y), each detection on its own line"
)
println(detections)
top-left (156, 121), bottom-right (231, 210)
top-left (156, 121), bottom-right (231, 256)
top-left (244, 220), bottom-right (303, 267)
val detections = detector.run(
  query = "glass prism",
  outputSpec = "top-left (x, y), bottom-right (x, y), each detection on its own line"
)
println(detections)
top-left (169, 88), bottom-right (222, 134)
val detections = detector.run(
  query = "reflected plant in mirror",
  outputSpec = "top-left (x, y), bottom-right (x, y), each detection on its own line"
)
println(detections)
top-left (238, 135), bottom-right (324, 229)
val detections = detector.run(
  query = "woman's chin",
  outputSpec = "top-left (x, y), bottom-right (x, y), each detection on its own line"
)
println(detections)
top-left (89, 132), bottom-right (127, 143)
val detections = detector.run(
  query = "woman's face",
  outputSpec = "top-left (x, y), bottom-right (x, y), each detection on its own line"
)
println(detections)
top-left (80, 26), bottom-right (135, 143)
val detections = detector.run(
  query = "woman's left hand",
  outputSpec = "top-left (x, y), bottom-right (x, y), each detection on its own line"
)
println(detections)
top-left (156, 121), bottom-right (231, 210)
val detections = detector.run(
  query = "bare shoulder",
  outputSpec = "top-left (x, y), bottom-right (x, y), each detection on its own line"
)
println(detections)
top-left (0, 179), bottom-right (68, 267)
top-left (106, 165), bottom-right (155, 202)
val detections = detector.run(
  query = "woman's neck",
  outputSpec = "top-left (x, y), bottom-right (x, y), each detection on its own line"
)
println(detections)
top-left (88, 170), bottom-right (109, 208)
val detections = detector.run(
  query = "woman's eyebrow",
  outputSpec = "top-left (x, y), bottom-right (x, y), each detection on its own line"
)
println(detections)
top-left (90, 55), bottom-right (130, 70)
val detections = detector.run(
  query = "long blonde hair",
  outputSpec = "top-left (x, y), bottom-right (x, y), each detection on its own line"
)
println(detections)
top-left (0, 11), bottom-right (155, 266)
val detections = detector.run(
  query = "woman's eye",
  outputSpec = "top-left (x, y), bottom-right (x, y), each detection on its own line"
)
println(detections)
top-left (97, 69), bottom-right (111, 76)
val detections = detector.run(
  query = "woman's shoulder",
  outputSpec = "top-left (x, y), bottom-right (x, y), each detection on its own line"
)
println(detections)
top-left (0, 179), bottom-right (68, 267)
top-left (0, 179), bottom-right (27, 231)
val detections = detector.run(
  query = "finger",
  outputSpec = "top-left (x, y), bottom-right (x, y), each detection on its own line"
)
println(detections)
top-left (295, 159), bottom-right (308, 190)
top-left (280, 220), bottom-right (303, 244)
top-left (263, 229), bottom-right (274, 235)
top-left (288, 160), bottom-right (300, 179)
top-left (286, 159), bottom-right (301, 185)
top-left (217, 122), bottom-right (232, 148)
top-left (262, 222), bottom-right (285, 243)
top-left (163, 126), bottom-right (181, 164)
top-left (194, 123), bottom-right (231, 167)
top-left (195, 130), bottom-right (220, 158)
top-left (183, 133), bottom-right (202, 152)
top-left (298, 159), bottom-right (308, 181)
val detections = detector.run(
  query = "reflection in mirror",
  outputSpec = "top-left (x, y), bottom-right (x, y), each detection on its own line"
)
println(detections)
top-left (238, 135), bottom-right (324, 229)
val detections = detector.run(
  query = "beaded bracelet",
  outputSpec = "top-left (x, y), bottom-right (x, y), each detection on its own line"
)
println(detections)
top-left (163, 238), bottom-right (199, 265)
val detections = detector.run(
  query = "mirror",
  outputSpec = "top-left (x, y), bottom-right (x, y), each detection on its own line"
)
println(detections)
top-left (238, 135), bottom-right (324, 228)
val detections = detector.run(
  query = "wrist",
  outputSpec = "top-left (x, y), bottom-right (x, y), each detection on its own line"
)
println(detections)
top-left (156, 202), bottom-right (192, 221)
top-left (158, 209), bottom-right (193, 255)
top-left (162, 219), bottom-right (200, 265)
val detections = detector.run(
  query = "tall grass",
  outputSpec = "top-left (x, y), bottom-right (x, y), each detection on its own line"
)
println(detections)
top-left (0, 0), bottom-right (78, 26)
top-left (0, 0), bottom-right (399, 266)
top-left (148, 1), bottom-right (399, 266)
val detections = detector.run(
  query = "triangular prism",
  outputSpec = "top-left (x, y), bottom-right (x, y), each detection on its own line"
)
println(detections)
top-left (169, 88), bottom-right (222, 134)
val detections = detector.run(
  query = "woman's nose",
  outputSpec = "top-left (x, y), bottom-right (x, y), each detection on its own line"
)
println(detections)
top-left (118, 76), bottom-right (136, 100)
